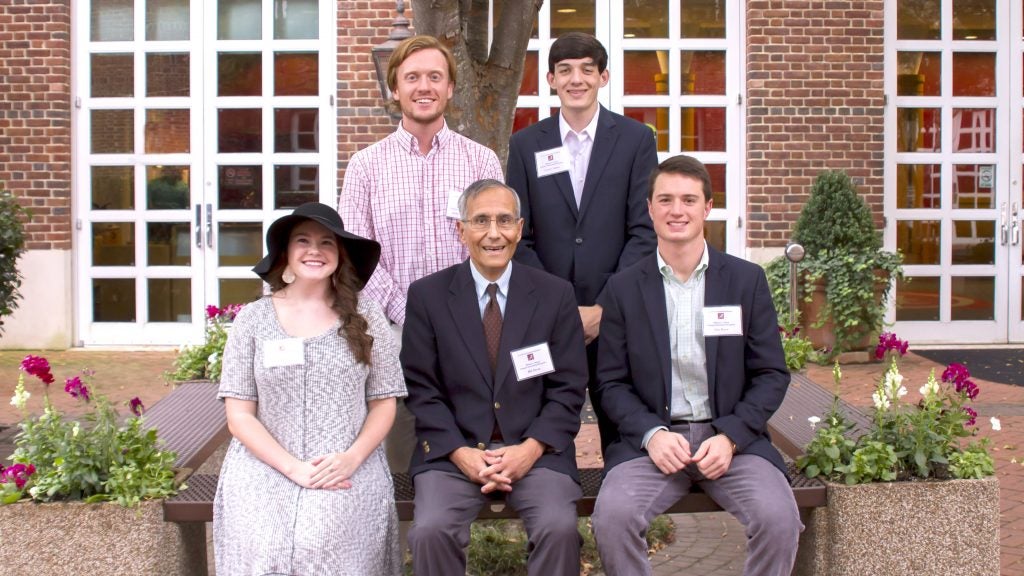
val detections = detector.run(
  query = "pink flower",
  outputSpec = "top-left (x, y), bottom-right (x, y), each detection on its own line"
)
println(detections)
top-left (20, 355), bottom-right (54, 385)
top-left (64, 376), bottom-right (91, 402)
top-left (128, 397), bottom-right (145, 417)
top-left (874, 332), bottom-right (909, 360)
top-left (206, 305), bottom-right (220, 320)
top-left (941, 362), bottom-right (970, 386)
top-left (963, 406), bottom-right (978, 427)
top-left (1, 463), bottom-right (36, 489)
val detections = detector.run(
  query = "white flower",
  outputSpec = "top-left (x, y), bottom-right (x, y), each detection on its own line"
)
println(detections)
top-left (872, 391), bottom-right (890, 411)
top-left (207, 351), bottom-right (219, 364)
top-left (884, 370), bottom-right (905, 399)
top-left (808, 416), bottom-right (821, 430)
top-left (10, 381), bottom-right (30, 410)
top-left (991, 417), bottom-right (1001, 432)
top-left (919, 375), bottom-right (940, 397)
top-left (72, 423), bottom-right (80, 437)
top-left (896, 386), bottom-right (908, 399)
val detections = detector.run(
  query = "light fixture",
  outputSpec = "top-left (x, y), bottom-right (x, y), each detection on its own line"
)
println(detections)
top-left (557, 8), bottom-right (577, 13)
top-left (372, 0), bottom-right (412, 117)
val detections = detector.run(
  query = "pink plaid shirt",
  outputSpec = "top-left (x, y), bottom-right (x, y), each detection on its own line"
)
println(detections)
top-left (339, 122), bottom-right (504, 325)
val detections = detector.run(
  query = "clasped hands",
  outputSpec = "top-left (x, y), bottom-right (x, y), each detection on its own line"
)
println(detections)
top-left (450, 438), bottom-right (545, 494)
top-left (646, 430), bottom-right (734, 480)
top-left (287, 451), bottom-right (359, 490)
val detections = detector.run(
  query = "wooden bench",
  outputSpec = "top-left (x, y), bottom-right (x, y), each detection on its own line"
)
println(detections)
top-left (144, 380), bottom-right (230, 473)
top-left (766, 372), bottom-right (873, 461)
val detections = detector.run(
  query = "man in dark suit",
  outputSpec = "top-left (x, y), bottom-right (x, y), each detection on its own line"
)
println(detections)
top-left (506, 31), bottom-right (658, 448)
top-left (590, 155), bottom-right (802, 576)
top-left (402, 179), bottom-right (588, 576)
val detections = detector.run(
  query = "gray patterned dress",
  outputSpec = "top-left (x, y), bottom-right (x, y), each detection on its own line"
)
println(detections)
top-left (213, 296), bottom-right (407, 576)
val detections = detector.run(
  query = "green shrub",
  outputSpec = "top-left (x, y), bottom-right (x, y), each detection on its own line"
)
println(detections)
top-left (0, 189), bottom-right (30, 334)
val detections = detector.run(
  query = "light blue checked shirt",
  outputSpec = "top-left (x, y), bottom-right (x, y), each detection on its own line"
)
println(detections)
top-left (642, 243), bottom-right (712, 449)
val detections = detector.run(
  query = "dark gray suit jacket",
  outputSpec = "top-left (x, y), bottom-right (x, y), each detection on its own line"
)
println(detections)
top-left (402, 261), bottom-right (588, 482)
top-left (595, 248), bottom-right (791, 475)
top-left (506, 106), bottom-right (658, 306)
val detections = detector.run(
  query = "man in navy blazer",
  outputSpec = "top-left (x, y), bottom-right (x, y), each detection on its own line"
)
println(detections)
top-left (402, 179), bottom-right (588, 576)
top-left (590, 156), bottom-right (801, 576)
top-left (506, 32), bottom-right (658, 448)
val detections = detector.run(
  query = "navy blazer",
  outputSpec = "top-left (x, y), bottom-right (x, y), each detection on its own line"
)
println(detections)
top-left (402, 261), bottom-right (588, 482)
top-left (594, 248), bottom-right (791, 475)
top-left (507, 106), bottom-right (658, 306)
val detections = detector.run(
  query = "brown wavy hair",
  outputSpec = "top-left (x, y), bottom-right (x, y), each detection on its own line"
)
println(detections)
top-left (265, 239), bottom-right (374, 365)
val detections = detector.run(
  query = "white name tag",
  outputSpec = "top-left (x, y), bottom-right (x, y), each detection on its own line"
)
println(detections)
top-left (703, 306), bottom-right (743, 337)
top-left (534, 147), bottom-right (571, 178)
top-left (263, 338), bottom-right (305, 368)
top-left (446, 187), bottom-right (463, 219)
top-left (510, 342), bottom-right (556, 381)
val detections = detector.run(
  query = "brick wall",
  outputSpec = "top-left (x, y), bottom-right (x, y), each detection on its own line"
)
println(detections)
top-left (746, 1), bottom-right (885, 249)
top-left (0, 0), bottom-right (72, 250)
top-left (334, 1), bottom-right (409, 203)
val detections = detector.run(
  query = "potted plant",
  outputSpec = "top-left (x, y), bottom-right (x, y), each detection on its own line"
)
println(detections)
top-left (794, 336), bottom-right (1000, 576)
top-left (166, 303), bottom-right (244, 382)
top-left (766, 170), bottom-right (902, 355)
top-left (0, 355), bottom-right (203, 574)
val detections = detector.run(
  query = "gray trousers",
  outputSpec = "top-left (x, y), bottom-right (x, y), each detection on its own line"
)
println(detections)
top-left (592, 423), bottom-right (802, 576)
top-left (409, 467), bottom-right (583, 576)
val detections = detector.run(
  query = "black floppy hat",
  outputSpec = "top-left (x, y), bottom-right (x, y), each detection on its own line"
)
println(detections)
top-left (252, 202), bottom-right (381, 289)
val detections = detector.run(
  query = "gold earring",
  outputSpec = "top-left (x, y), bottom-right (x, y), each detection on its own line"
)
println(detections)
top-left (282, 266), bottom-right (296, 284)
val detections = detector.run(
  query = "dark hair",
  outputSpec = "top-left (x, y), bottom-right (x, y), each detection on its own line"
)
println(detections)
top-left (458, 179), bottom-right (521, 220)
top-left (548, 32), bottom-right (608, 73)
top-left (647, 155), bottom-right (713, 202)
top-left (265, 232), bottom-right (374, 365)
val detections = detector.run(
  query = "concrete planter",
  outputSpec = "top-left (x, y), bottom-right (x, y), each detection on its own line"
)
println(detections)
top-left (796, 476), bottom-right (1000, 576)
top-left (0, 498), bottom-right (207, 576)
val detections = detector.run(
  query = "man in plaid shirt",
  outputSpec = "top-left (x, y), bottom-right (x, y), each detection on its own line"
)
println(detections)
top-left (339, 35), bottom-right (503, 473)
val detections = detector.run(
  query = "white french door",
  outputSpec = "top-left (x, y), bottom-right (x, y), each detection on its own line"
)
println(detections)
top-left (887, 0), bottom-right (1024, 344)
top-left (512, 0), bottom-right (746, 256)
top-left (74, 0), bottom-right (336, 346)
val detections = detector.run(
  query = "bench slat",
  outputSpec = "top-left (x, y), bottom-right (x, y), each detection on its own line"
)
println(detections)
top-left (768, 372), bottom-right (872, 461)
top-left (144, 381), bottom-right (230, 471)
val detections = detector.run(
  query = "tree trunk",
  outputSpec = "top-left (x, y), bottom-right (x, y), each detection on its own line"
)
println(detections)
top-left (412, 0), bottom-right (543, 171)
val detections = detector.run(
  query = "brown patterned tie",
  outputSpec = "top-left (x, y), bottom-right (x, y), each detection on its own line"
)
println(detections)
top-left (483, 283), bottom-right (502, 372)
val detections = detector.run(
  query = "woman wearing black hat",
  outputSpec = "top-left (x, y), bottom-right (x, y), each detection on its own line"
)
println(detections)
top-left (213, 202), bottom-right (406, 575)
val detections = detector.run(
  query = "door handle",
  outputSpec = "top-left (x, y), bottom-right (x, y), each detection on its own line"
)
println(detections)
top-left (206, 204), bottom-right (214, 248)
top-left (194, 204), bottom-right (203, 249)
top-left (1013, 202), bottom-right (1020, 246)
top-left (1000, 202), bottom-right (1009, 246)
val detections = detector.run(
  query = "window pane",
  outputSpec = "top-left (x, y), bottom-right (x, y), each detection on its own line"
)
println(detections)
top-left (219, 109), bottom-right (262, 153)
top-left (148, 279), bottom-right (191, 322)
top-left (682, 51), bottom-right (725, 95)
top-left (896, 164), bottom-right (940, 209)
top-left (707, 164), bottom-right (726, 209)
top-left (897, 108), bottom-right (941, 152)
top-left (520, 52), bottom-right (538, 96)
top-left (275, 165), bottom-right (318, 208)
top-left (896, 220), bottom-right (940, 265)
top-left (219, 53), bottom-right (262, 96)
top-left (624, 0), bottom-right (668, 38)
top-left (93, 222), bottom-right (135, 266)
top-left (897, 0), bottom-right (939, 40)
top-left (91, 54), bottom-right (133, 97)
top-left (220, 279), bottom-right (263, 307)
top-left (93, 279), bottom-right (136, 322)
top-left (680, 0), bottom-right (725, 39)
top-left (274, 0), bottom-right (318, 39)
top-left (219, 222), bottom-right (263, 267)
top-left (896, 276), bottom-right (939, 321)
top-left (147, 223), bottom-right (191, 266)
top-left (951, 276), bottom-right (994, 320)
top-left (219, 0), bottom-right (261, 40)
top-left (146, 0), bottom-right (189, 41)
top-left (91, 110), bottom-right (134, 154)
top-left (513, 108), bottom-right (539, 132)
top-left (952, 220), bottom-right (995, 265)
top-left (680, 107), bottom-right (725, 151)
top-left (275, 109), bottom-right (318, 153)
top-left (91, 166), bottom-right (134, 210)
top-left (953, 109), bottom-right (994, 153)
top-left (146, 166), bottom-right (190, 209)
top-left (953, 52), bottom-right (995, 97)
top-left (147, 53), bottom-right (190, 97)
top-left (897, 52), bottom-right (940, 96)
top-left (274, 52), bottom-right (318, 96)
top-left (146, 109), bottom-right (190, 154)
top-left (91, 0), bottom-right (133, 42)
top-left (705, 220), bottom-right (725, 252)
top-left (953, 164), bottom-right (995, 209)
top-left (623, 108), bottom-right (666, 152)
top-left (623, 51), bottom-right (665, 95)
top-left (953, 0), bottom-right (995, 40)
top-left (551, 0), bottom-right (594, 35)
top-left (219, 166), bottom-right (263, 210)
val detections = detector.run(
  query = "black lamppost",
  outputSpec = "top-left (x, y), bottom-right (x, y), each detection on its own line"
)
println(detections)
top-left (372, 0), bottom-right (412, 118)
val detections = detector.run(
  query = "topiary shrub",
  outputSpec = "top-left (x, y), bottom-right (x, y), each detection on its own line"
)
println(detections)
top-left (0, 189), bottom-right (30, 334)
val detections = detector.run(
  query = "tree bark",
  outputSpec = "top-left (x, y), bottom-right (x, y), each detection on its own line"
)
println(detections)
top-left (412, 0), bottom-right (543, 170)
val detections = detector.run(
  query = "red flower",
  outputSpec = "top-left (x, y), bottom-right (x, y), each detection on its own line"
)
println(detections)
top-left (64, 376), bottom-right (91, 402)
top-left (20, 355), bottom-right (54, 385)
top-left (128, 397), bottom-right (145, 417)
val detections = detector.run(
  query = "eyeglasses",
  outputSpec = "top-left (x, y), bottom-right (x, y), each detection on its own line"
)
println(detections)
top-left (462, 214), bottom-right (520, 230)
